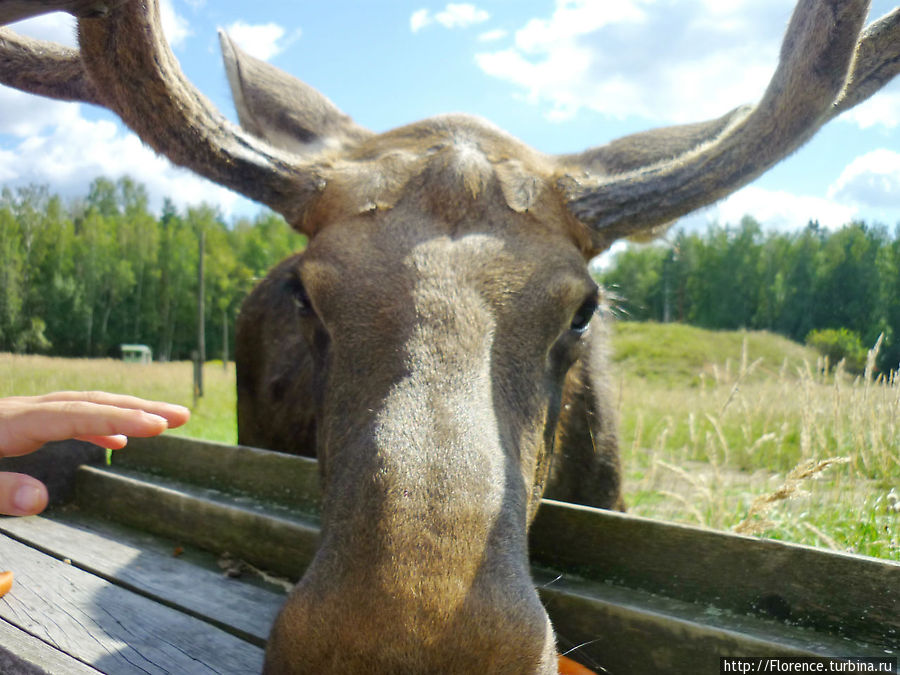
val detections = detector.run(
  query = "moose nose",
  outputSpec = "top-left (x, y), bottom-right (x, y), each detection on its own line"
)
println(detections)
top-left (264, 562), bottom-right (558, 674)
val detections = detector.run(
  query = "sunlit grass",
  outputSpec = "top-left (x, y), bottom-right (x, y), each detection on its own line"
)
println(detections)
top-left (612, 323), bottom-right (899, 561)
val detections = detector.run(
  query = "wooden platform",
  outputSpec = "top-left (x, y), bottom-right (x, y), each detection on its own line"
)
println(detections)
top-left (0, 436), bottom-right (896, 674)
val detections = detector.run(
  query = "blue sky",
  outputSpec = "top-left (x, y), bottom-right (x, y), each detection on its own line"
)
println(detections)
top-left (1, 0), bottom-right (898, 238)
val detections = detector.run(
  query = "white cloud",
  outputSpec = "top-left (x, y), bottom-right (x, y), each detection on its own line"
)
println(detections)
top-left (226, 20), bottom-right (298, 61)
top-left (160, 0), bottom-right (192, 49)
top-left (1, 107), bottom-right (247, 218)
top-left (477, 28), bottom-right (508, 43)
top-left (0, 89), bottom-right (80, 137)
top-left (841, 88), bottom-right (900, 130)
top-left (476, 0), bottom-right (795, 124)
top-left (685, 185), bottom-right (858, 231)
top-left (0, 149), bottom-right (17, 182)
top-left (410, 9), bottom-right (431, 33)
top-left (436, 4), bottom-right (489, 29)
top-left (828, 149), bottom-right (900, 209)
top-left (7, 12), bottom-right (76, 46)
top-left (410, 4), bottom-right (489, 33)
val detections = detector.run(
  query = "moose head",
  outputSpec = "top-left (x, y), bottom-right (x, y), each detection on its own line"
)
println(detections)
top-left (1, 1), bottom-right (897, 672)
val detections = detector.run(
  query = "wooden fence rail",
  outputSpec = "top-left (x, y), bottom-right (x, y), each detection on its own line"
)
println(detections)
top-left (0, 434), bottom-right (896, 674)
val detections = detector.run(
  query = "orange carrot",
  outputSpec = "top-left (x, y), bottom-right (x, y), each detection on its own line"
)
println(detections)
top-left (559, 654), bottom-right (597, 675)
top-left (0, 571), bottom-right (13, 598)
top-left (559, 654), bottom-right (598, 675)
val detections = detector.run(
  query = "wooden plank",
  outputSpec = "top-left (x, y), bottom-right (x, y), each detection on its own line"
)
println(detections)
top-left (534, 570), bottom-right (891, 673)
top-left (75, 464), bottom-right (319, 580)
top-left (529, 499), bottom-right (900, 650)
top-left (0, 617), bottom-right (103, 675)
top-left (64, 437), bottom-right (900, 666)
top-left (0, 514), bottom-right (285, 646)
top-left (117, 436), bottom-right (320, 516)
top-left (0, 533), bottom-right (264, 674)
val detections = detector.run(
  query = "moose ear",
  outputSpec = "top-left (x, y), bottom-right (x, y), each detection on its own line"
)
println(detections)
top-left (218, 30), bottom-right (372, 157)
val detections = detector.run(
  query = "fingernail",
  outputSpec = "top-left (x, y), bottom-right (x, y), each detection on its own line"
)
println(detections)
top-left (13, 485), bottom-right (44, 514)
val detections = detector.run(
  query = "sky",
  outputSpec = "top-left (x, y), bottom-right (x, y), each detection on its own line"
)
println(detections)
top-left (1, 0), bottom-right (898, 242)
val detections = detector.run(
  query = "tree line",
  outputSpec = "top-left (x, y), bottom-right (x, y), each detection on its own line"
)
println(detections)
top-left (4, 179), bottom-right (898, 372)
top-left (0, 178), bottom-right (305, 361)
top-left (601, 216), bottom-right (900, 374)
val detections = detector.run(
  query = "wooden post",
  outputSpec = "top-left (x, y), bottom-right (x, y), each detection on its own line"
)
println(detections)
top-left (191, 350), bottom-right (200, 408)
top-left (196, 229), bottom-right (205, 398)
top-left (222, 308), bottom-right (228, 371)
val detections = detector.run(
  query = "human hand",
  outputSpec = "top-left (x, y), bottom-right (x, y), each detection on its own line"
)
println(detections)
top-left (0, 391), bottom-right (190, 516)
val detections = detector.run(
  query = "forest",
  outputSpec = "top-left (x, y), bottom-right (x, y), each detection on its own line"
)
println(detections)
top-left (0, 178), bottom-right (305, 361)
top-left (600, 216), bottom-right (900, 374)
top-left (2, 178), bottom-right (899, 373)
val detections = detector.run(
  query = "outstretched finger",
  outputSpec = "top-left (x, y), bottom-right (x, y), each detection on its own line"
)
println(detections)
top-left (0, 401), bottom-right (169, 457)
top-left (35, 391), bottom-right (190, 429)
top-left (75, 434), bottom-right (129, 449)
top-left (0, 473), bottom-right (48, 516)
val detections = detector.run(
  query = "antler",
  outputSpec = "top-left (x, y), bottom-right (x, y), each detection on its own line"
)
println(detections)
top-left (0, 0), bottom-right (128, 25)
top-left (832, 6), bottom-right (900, 117)
top-left (78, 0), bottom-right (326, 226)
top-left (0, 0), bottom-right (325, 229)
top-left (0, 29), bottom-right (103, 104)
top-left (564, 0), bottom-right (900, 250)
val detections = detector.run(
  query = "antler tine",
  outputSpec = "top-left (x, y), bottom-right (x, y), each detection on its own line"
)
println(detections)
top-left (831, 7), bottom-right (900, 119)
top-left (563, 0), bottom-right (886, 250)
top-left (559, 105), bottom-right (752, 177)
top-left (565, 5), bottom-right (899, 185)
top-left (0, 29), bottom-right (103, 105)
top-left (74, 0), bottom-right (324, 227)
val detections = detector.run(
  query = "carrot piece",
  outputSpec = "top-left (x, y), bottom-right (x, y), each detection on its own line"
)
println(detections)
top-left (559, 654), bottom-right (598, 675)
top-left (0, 571), bottom-right (13, 598)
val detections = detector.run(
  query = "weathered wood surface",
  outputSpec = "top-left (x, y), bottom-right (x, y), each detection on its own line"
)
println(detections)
top-left (0, 514), bottom-right (285, 645)
top-left (75, 463), bottom-right (319, 579)
top-left (2, 434), bottom-right (898, 673)
top-left (119, 436), bottom-right (320, 516)
top-left (0, 532), bottom-right (265, 674)
top-left (530, 499), bottom-right (900, 649)
top-left (535, 570), bottom-right (891, 672)
top-left (0, 616), bottom-right (103, 674)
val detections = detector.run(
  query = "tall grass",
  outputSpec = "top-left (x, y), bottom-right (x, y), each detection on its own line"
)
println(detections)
top-left (616, 328), bottom-right (899, 560)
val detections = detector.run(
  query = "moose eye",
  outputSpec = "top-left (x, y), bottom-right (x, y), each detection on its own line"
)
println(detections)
top-left (570, 295), bottom-right (599, 334)
top-left (285, 276), bottom-right (313, 316)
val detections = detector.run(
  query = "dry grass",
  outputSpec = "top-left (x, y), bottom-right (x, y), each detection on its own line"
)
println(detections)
top-left (618, 334), bottom-right (899, 560)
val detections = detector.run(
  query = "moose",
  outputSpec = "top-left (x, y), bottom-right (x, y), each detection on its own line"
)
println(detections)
top-left (2, 0), bottom-right (898, 672)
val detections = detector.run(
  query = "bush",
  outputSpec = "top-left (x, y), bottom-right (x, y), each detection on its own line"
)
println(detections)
top-left (805, 328), bottom-right (867, 374)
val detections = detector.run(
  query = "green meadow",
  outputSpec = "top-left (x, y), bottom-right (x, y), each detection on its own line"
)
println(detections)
top-left (2, 321), bottom-right (897, 560)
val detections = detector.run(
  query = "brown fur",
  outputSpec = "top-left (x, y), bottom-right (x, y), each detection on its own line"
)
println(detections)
top-left (2, 3), bottom-right (897, 672)
top-left (250, 153), bottom-right (602, 672)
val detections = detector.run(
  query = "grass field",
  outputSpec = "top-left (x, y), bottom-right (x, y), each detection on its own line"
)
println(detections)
top-left (1, 322), bottom-right (897, 561)
top-left (612, 323), bottom-right (898, 561)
